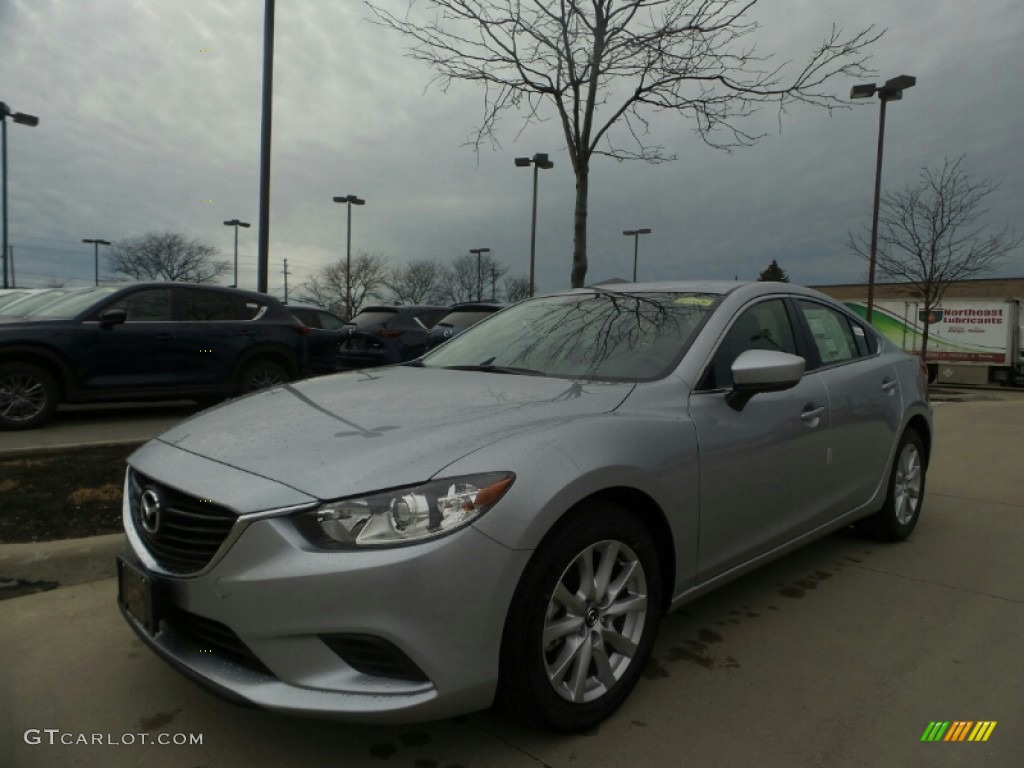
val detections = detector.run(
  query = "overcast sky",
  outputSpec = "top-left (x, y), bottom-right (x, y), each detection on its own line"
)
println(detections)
top-left (2, 0), bottom-right (1022, 299)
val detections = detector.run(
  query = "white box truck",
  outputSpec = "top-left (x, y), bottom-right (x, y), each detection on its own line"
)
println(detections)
top-left (844, 298), bottom-right (1023, 387)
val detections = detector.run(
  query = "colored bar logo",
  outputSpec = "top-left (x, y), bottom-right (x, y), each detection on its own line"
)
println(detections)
top-left (921, 721), bottom-right (997, 742)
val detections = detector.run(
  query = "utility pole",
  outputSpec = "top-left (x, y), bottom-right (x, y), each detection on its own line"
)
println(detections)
top-left (282, 258), bottom-right (289, 303)
top-left (7, 246), bottom-right (13, 287)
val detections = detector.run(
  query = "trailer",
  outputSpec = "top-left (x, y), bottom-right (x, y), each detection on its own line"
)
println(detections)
top-left (845, 298), bottom-right (1023, 387)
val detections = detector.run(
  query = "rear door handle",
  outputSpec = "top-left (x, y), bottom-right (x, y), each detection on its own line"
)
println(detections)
top-left (882, 378), bottom-right (898, 393)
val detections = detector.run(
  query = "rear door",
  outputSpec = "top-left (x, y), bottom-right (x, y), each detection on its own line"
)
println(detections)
top-left (794, 299), bottom-right (902, 516)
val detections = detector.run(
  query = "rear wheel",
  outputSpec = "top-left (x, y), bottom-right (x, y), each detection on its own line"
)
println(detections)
top-left (237, 359), bottom-right (289, 395)
top-left (0, 362), bottom-right (59, 430)
top-left (856, 429), bottom-right (927, 541)
top-left (499, 502), bottom-right (662, 731)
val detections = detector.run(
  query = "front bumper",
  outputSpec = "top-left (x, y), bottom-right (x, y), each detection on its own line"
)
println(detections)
top-left (120, 491), bottom-right (530, 723)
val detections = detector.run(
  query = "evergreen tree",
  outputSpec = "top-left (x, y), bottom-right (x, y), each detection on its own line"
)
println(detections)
top-left (758, 260), bottom-right (789, 282)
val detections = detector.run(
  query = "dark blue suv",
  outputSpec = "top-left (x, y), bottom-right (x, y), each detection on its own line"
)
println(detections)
top-left (0, 283), bottom-right (310, 430)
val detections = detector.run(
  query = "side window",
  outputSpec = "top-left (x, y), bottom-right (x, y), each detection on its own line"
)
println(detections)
top-left (105, 288), bottom-right (173, 321)
top-left (702, 299), bottom-right (798, 389)
top-left (798, 301), bottom-right (861, 365)
top-left (181, 289), bottom-right (246, 321)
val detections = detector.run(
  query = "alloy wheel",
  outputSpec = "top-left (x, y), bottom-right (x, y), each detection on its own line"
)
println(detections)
top-left (542, 539), bottom-right (649, 703)
top-left (0, 372), bottom-right (48, 423)
top-left (893, 442), bottom-right (922, 525)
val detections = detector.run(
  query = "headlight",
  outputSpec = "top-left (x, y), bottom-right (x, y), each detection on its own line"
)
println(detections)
top-left (295, 472), bottom-right (514, 549)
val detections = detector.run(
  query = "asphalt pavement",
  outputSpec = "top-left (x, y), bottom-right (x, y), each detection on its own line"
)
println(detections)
top-left (1, 392), bottom-right (1022, 766)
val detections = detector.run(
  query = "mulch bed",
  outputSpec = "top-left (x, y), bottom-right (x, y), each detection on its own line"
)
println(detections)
top-left (0, 444), bottom-right (142, 543)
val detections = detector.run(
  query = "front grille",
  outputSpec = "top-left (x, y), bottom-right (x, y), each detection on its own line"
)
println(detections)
top-left (163, 604), bottom-right (271, 675)
top-left (129, 469), bottom-right (237, 574)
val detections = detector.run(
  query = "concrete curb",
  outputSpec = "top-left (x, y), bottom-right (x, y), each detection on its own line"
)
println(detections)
top-left (0, 533), bottom-right (123, 596)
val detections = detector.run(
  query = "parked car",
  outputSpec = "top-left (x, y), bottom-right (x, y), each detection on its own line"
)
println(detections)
top-left (0, 282), bottom-right (310, 429)
top-left (337, 304), bottom-right (449, 369)
top-left (424, 301), bottom-right (505, 351)
top-left (286, 304), bottom-right (348, 375)
top-left (117, 281), bottom-right (931, 730)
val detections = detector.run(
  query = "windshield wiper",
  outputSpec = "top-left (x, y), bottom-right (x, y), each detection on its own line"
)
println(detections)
top-left (441, 364), bottom-right (544, 376)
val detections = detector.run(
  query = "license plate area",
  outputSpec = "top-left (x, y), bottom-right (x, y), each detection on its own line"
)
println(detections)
top-left (117, 556), bottom-right (160, 636)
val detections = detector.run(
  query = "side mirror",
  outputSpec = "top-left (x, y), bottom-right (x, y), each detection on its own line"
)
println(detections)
top-left (726, 349), bottom-right (805, 411)
top-left (98, 308), bottom-right (128, 328)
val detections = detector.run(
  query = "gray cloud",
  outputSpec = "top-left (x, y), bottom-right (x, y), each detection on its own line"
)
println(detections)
top-left (2, 0), bottom-right (1021, 294)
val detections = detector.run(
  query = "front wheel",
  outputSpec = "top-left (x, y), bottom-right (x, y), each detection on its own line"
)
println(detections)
top-left (237, 359), bottom-right (289, 395)
top-left (0, 362), bottom-right (59, 430)
top-left (856, 429), bottom-right (927, 541)
top-left (499, 503), bottom-right (662, 731)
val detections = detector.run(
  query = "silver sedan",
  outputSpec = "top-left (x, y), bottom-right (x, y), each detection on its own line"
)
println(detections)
top-left (117, 281), bottom-right (931, 731)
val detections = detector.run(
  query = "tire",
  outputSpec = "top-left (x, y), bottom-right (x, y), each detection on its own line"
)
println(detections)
top-left (498, 502), bottom-right (662, 731)
top-left (856, 430), bottom-right (927, 541)
top-left (237, 359), bottom-right (289, 395)
top-left (0, 362), bottom-right (59, 431)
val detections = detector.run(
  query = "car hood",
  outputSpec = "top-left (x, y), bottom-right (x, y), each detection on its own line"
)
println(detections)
top-left (151, 365), bottom-right (634, 500)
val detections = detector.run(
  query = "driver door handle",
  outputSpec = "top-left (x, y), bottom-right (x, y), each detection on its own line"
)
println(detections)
top-left (801, 404), bottom-right (827, 423)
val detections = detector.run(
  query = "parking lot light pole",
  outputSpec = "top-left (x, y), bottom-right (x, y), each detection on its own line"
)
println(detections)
top-left (850, 74), bottom-right (917, 323)
top-left (82, 239), bottom-right (111, 286)
top-left (622, 228), bottom-right (652, 282)
top-left (2, 102), bottom-right (39, 289)
top-left (515, 153), bottom-right (554, 297)
top-left (470, 247), bottom-right (491, 301)
top-left (223, 219), bottom-right (251, 287)
top-left (332, 195), bottom-right (365, 319)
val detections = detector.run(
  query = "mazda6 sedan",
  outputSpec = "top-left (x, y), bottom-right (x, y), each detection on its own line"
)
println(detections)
top-left (118, 281), bottom-right (932, 731)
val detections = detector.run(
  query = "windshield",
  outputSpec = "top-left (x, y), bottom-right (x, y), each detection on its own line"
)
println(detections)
top-left (422, 291), bottom-right (718, 381)
top-left (24, 287), bottom-right (121, 319)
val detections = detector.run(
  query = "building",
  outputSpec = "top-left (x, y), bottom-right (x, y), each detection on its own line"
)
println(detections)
top-left (811, 277), bottom-right (1024, 302)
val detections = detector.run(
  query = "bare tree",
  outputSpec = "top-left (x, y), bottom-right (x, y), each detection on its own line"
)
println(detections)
top-left (847, 156), bottom-right (1021, 360)
top-left (384, 259), bottom-right (446, 304)
top-left (368, 0), bottom-right (881, 288)
top-left (107, 232), bottom-right (229, 283)
top-left (503, 275), bottom-right (531, 302)
top-left (437, 252), bottom-right (508, 303)
top-left (297, 253), bottom-right (390, 318)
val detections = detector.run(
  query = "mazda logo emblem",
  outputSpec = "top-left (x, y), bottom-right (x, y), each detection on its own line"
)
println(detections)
top-left (140, 488), bottom-right (163, 535)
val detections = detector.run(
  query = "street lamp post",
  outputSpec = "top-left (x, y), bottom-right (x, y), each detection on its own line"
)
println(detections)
top-left (82, 239), bottom-right (111, 286)
top-left (470, 248), bottom-right (491, 301)
top-left (622, 228), bottom-right (652, 282)
top-left (1, 101), bottom-right (40, 290)
top-left (514, 153), bottom-right (554, 297)
top-left (333, 194), bottom-right (365, 319)
top-left (850, 74), bottom-right (917, 323)
top-left (223, 219), bottom-right (251, 287)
